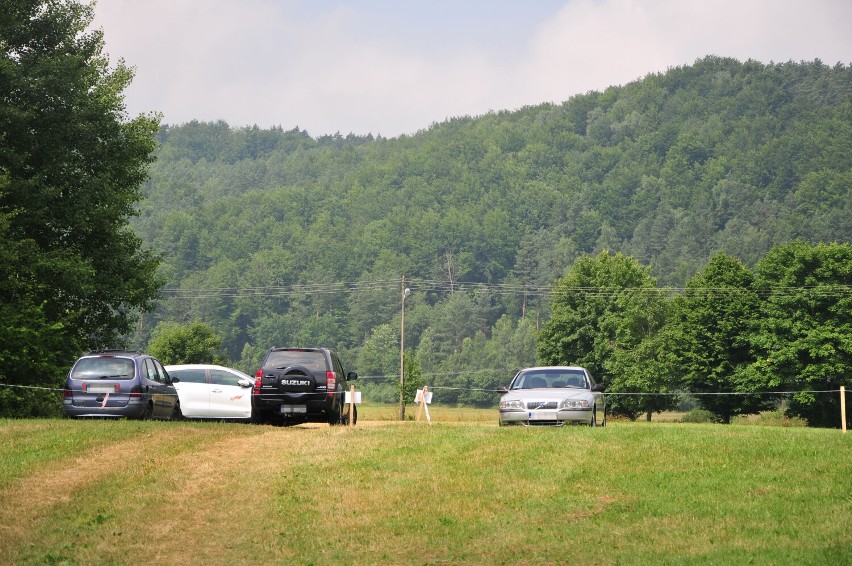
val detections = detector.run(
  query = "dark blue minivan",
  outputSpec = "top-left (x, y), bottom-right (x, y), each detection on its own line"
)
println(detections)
top-left (62, 350), bottom-right (181, 419)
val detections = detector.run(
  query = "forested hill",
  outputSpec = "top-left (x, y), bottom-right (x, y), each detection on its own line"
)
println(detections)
top-left (132, 56), bottom-right (851, 378)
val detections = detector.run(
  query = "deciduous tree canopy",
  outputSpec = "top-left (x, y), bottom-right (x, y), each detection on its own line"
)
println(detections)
top-left (0, 0), bottom-right (161, 414)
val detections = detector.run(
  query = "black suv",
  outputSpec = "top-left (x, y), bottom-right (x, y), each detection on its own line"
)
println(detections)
top-left (62, 350), bottom-right (181, 419)
top-left (252, 347), bottom-right (357, 425)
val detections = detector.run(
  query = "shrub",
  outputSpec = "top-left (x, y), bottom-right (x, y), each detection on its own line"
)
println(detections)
top-left (681, 408), bottom-right (717, 423)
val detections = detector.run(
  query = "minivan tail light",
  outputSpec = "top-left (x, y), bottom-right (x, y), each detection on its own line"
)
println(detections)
top-left (63, 387), bottom-right (73, 398)
top-left (129, 385), bottom-right (143, 398)
top-left (326, 371), bottom-right (336, 397)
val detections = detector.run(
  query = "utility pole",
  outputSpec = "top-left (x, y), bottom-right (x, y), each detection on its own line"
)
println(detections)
top-left (399, 276), bottom-right (411, 420)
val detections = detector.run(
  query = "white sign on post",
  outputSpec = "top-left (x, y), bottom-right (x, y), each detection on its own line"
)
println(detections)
top-left (415, 387), bottom-right (433, 425)
top-left (345, 390), bottom-right (362, 404)
top-left (414, 389), bottom-right (432, 404)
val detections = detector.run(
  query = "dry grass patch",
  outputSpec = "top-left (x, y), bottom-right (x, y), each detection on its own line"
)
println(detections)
top-left (1, 419), bottom-right (850, 564)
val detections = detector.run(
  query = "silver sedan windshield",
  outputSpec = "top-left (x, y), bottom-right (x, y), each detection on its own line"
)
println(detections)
top-left (511, 370), bottom-right (588, 390)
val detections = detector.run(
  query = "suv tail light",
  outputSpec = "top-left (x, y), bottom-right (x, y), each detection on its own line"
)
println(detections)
top-left (254, 369), bottom-right (263, 395)
top-left (326, 371), bottom-right (336, 397)
top-left (63, 387), bottom-right (73, 398)
top-left (129, 385), bottom-right (143, 398)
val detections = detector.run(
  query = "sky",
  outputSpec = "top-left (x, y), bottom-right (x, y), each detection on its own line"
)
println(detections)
top-left (91, 0), bottom-right (852, 138)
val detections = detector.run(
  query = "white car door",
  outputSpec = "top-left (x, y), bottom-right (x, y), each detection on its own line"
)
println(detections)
top-left (208, 368), bottom-right (253, 419)
top-left (170, 368), bottom-right (210, 418)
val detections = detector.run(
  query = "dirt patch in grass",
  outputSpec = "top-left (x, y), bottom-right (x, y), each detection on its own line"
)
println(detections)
top-left (120, 425), bottom-right (342, 564)
top-left (0, 427), bottom-right (208, 556)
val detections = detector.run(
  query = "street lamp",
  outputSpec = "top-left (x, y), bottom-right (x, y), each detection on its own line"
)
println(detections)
top-left (399, 282), bottom-right (411, 420)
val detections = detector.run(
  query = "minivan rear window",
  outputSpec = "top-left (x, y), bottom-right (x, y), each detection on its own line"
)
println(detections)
top-left (265, 350), bottom-right (325, 371)
top-left (71, 357), bottom-right (135, 380)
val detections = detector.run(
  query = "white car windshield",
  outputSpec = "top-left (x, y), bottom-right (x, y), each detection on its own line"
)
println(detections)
top-left (512, 370), bottom-right (588, 390)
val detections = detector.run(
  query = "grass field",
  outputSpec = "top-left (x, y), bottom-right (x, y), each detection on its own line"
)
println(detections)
top-left (0, 412), bottom-right (849, 565)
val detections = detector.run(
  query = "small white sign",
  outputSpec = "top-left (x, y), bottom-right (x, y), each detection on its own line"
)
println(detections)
top-left (414, 389), bottom-right (433, 404)
top-left (344, 390), bottom-right (362, 404)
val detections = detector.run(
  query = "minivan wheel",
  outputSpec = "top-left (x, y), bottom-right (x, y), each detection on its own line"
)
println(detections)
top-left (141, 402), bottom-right (153, 420)
top-left (171, 402), bottom-right (184, 421)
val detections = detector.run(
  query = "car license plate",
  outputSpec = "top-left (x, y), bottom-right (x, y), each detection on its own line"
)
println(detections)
top-left (86, 384), bottom-right (116, 394)
top-left (281, 405), bottom-right (307, 414)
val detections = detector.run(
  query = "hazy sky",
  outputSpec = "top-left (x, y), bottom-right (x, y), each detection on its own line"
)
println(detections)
top-left (91, 0), bottom-right (852, 138)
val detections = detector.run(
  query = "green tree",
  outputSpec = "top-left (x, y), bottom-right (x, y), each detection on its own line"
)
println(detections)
top-left (434, 315), bottom-right (538, 407)
top-left (0, 201), bottom-right (68, 416)
top-left (148, 321), bottom-right (225, 365)
top-left (357, 323), bottom-right (399, 379)
top-left (748, 241), bottom-right (852, 427)
top-left (402, 354), bottom-right (424, 408)
top-left (0, 0), bottom-right (161, 414)
top-left (355, 323), bottom-right (399, 404)
top-left (665, 253), bottom-right (771, 423)
top-left (427, 290), bottom-right (496, 358)
top-left (487, 315), bottom-right (538, 373)
top-left (435, 331), bottom-right (488, 406)
top-left (537, 251), bottom-right (659, 382)
top-left (605, 300), bottom-right (678, 421)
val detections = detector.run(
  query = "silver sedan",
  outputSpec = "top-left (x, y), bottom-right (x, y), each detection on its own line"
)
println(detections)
top-left (498, 366), bottom-right (606, 426)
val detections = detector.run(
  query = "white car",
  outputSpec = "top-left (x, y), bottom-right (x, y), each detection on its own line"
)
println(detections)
top-left (498, 366), bottom-right (607, 426)
top-left (165, 364), bottom-right (254, 421)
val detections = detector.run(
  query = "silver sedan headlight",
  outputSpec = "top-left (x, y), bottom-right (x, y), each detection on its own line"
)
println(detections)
top-left (500, 399), bottom-right (524, 410)
top-left (560, 399), bottom-right (590, 409)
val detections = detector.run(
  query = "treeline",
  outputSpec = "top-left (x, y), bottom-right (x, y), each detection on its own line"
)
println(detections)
top-left (125, 57), bottom-right (851, 424)
top-left (538, 242), bottom-right (851, 428)
top-left (354, 241), bottom-right (851, 429)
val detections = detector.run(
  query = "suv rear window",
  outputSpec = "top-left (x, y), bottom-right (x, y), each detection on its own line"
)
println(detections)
top-left (71, 357), bottom-right (135, 380)
top-left (264, 350), bottom-right (326, 371)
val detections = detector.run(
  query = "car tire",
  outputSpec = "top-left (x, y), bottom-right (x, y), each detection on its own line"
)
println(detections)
top-left (590, 408), bottom-right (597, 427)
top-left (171, 402), bottom-right (184, 421)
top-left (140, 402), bottom-right (153, 421)
top-left (328, 404), bottom-right (342, 426)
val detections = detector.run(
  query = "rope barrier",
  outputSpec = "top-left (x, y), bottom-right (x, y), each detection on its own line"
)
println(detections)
top-left (2, 381), bottom-right (846, 427)
top-left (0, 381), bottom-right (845, 397)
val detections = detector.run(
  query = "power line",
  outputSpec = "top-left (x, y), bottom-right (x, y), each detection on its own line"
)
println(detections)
top-left (159, 279), bottom-right (852, 300)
